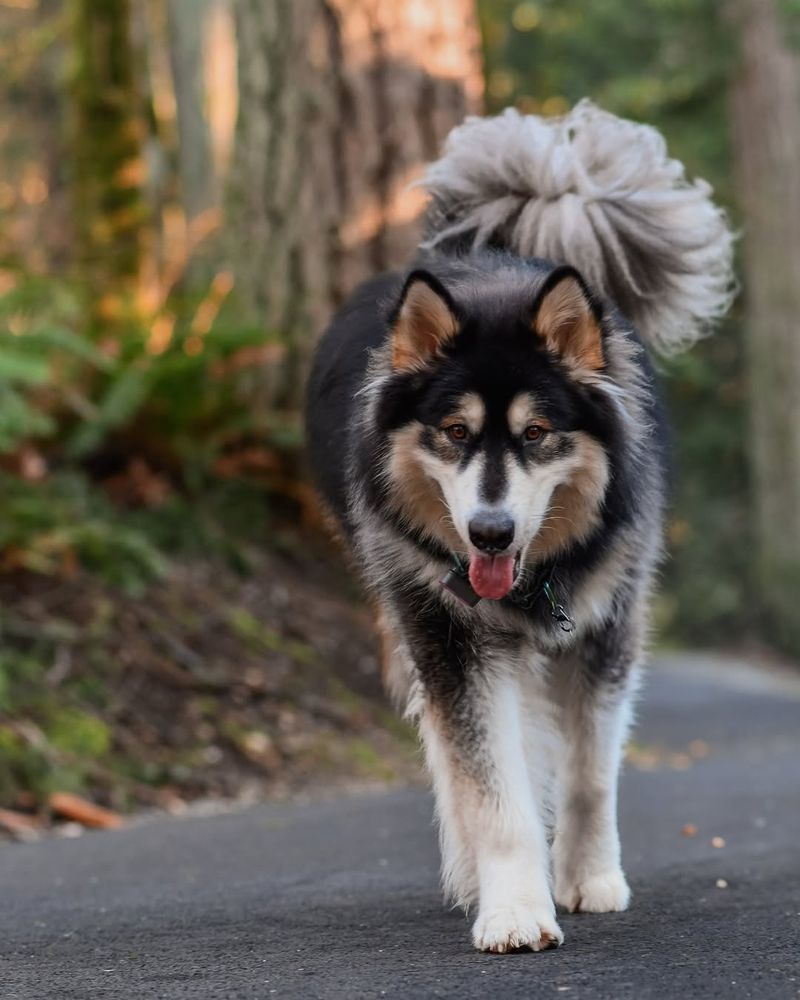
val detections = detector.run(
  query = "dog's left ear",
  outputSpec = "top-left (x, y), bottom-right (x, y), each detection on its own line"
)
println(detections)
top-left (533, 268), bottom-right (604, 371)
top-left (390, 271), bottom-right (460, 373)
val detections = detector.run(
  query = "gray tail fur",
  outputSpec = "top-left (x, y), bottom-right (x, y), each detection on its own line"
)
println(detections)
top-left (421, 100), bottom-right (735, 353)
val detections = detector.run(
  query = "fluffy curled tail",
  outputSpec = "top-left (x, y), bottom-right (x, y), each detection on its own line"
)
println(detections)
top-left (422, 100), bottom-right (735, 353)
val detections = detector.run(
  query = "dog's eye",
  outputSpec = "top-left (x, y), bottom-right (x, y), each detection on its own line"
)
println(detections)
top-left (445, 424), bottom-right (469, 443)
top-left (524, 424), bottom-right (546, 443)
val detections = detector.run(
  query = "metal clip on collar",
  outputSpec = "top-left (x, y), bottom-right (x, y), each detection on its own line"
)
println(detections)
top-left (542, 579), bottom-right (576, 633)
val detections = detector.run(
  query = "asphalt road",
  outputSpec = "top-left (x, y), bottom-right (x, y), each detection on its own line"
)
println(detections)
top-left (2, 654), bottom-right (799, 1000)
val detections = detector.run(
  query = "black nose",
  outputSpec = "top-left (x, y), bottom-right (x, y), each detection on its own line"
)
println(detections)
top-left (468, 511), bottom-right (515, 554)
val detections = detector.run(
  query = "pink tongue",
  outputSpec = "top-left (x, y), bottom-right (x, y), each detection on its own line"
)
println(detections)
top-left (468, 553), bottom-right (516, 600)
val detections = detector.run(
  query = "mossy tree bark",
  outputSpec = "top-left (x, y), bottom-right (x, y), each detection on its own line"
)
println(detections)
top-left (70, 0), bottom-right (149, 333)
top-left (229, 0), bottom-right (483, 407)
top-left (730, 0), bottom-right (800, 652)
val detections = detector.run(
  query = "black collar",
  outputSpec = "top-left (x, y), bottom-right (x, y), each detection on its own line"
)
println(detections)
top-left (439, 554), bottom-right (575, 632)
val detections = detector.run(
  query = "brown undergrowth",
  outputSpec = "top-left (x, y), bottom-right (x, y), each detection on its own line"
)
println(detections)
top-left (0, 544), bottom-right (420, 837)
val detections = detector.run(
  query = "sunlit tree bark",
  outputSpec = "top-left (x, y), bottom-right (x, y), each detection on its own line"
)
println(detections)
top-left (229, 0), bottom-right (483, 406)
top-left (730, 0), bottom-right (800, 651)
top-left (167, 0), bottom-right (215, 222)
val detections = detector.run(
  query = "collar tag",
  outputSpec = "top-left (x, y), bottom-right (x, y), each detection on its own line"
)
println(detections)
top-left (439, 567), bottom-right (481, 607)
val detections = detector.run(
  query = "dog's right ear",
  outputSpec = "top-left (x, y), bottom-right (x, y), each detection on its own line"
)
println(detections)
top-left (390, 271), bottom-right (459, 373)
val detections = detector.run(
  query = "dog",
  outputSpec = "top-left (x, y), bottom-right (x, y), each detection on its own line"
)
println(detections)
top-left (305, 101), bottom-right (734, 953)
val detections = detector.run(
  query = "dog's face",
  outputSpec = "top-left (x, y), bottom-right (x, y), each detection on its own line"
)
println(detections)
top-left (376, 266), bottom-right (615, 600)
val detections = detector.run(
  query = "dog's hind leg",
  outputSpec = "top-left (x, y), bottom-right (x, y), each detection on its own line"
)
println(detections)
top-left (419, 704), bottom-right (478, 909)
top-left (375, 603), bottom-right (415, 710)
top-left (420, 668), bottom-right (563, 953)
top-left (550, 622), bottom-right (641, 914)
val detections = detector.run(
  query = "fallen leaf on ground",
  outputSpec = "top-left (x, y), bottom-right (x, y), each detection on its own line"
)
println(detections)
top-left (711, 836), bottom-right (726, 849)
top-left (48, 793), bottom-right (124, 830)
top-left (689, 739), bottom-right (710, 758)
top-left (681, 823), bottom-right (698, 837)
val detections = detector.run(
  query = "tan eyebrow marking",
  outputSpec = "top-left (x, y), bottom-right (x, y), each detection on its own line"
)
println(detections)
top-left (441, 392), bottom-right (485, 434)
top-left (507, 393), bottom-right (552, 436)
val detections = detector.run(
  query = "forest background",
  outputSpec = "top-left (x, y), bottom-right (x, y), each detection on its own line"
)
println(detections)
top-left (0, 0), bottom-right (797, 826)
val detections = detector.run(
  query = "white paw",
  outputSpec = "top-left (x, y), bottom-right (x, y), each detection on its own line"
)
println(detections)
top-left (555, 868), bottom-right (631, 913)
top-left (472, 904), bottom-right (564, 954)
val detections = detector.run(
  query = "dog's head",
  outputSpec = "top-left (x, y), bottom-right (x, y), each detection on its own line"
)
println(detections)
top-left (374, 264), bottom-right (621, 600)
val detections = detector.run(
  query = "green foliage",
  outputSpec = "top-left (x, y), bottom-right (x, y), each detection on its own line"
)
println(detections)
top-left (47, 708), bottom-right (111, 758)
top-left (657, 326), bottom-right (751, 644)
top-left (479, 0), bottom-right (735, 193)
top-left (0, 277), bottom-right (105, 452)
top-left (0, 471), bottom-right (166, 590)
top-left (228, 608), bottom-right (318, 665)
top-left (60, 313), bottom-right (287, 470)
top-left (0, 646), bottom-right (109, 801)
top-left (0, 726), bottom-right (50, 804)
top-left (0, 273), bottom-right (289, 469)
top-left (0, 594), bottom-right (126, 803)
top-left (0, 266), bottom-right (299, 593)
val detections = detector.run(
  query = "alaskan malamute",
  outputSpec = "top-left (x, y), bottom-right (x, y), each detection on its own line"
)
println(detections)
top-left (306, 101), bottom-right (734, 953)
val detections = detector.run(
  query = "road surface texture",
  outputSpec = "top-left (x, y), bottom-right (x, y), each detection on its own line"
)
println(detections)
top-left (2, 654), bottom-right (799, 999)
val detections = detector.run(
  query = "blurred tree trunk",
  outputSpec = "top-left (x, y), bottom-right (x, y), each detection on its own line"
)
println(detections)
top-left (229, 0), bottom-right (483, 407)
top-left (70, 0), bottom-right (148, 332)
top-left (730, 0), bottom-right (800, 651)
top-left (167, 0), bottom-right (215, 222)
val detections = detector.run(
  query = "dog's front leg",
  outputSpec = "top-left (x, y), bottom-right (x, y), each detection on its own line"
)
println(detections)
top-left (551, 646), bottom-right (638, 914)
top-left (420, 670), bottom-right (562, 953)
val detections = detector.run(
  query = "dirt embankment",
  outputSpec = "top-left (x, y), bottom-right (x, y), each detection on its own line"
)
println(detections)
top-left (0, 546), bottom-right (421, 837)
